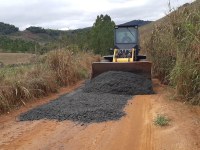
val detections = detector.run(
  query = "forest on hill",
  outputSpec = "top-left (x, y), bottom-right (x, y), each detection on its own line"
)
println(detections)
top-left (0, 18), bottom-right (151, 55)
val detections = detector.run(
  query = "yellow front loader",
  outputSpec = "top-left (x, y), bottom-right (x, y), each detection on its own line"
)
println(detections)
top-left (92, 25), bottom-right (152, 79)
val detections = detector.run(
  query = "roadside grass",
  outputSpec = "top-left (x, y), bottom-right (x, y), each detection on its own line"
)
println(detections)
top-left (0, 49), bottom-right (100, 114)
top-left (0, 52), bottom-right (36, 65)
top-left (144, 2), bottom-right (200, 104)
top-left (154, 114), bottom-right (170, 126)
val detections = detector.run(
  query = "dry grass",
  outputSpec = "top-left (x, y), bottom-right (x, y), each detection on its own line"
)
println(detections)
top-left (144, 1), bottom-right (200, 104)
top-left (0, 52), bottom-right (36, 66)
top-left (0, 49), bottom-right (100, 114)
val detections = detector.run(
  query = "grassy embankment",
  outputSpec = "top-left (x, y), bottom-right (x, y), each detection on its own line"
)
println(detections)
top-left (142, 2), bottom-right (200, 104)
top-left (0, 50), bottom-right (100, 114)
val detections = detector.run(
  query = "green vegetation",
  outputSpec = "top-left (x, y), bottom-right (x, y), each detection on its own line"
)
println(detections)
top-left (0, 36), bottom-right (39, 53)
top-left (26, 26), bottom-right (60, 38)
top-left (145, 2), bottom-right (200, 104)
top-left (90, 14), bottom-right (115, 55)
top-left (0, 14), bottom-right (115, 55)
top-left (0, 50), bottom-right (100, 113)
top-left (26, 27), bottom-right (61, 37)
top-left (0, 22), bottom-right (19, 35)
top-left (26, 26), bottom-right (47, 33)
top-left (59, 28), bottom-right (91, 51)
top-left (46, 29), bottom-right (60, 37)
top-left (59, 14), bottom-right (115, 55)
top-left (154, 114), bottom-right (170, 126)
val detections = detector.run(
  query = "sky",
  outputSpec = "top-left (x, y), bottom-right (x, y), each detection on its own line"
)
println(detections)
top-left (0, 0), bottom-right (195, 30)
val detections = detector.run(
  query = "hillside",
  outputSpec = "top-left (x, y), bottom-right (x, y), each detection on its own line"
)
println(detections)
top-left (0, 22), bottom-right (19, 35)
top-left (0, 20), bottom-right (151, 42)
top-left (139, 1), bottom-right (199, 50)
top-left (0, 20), bottom-right (152, 54)
top-left (119, 20), bottom-right (152, 26)
top-left (140, 0), bottom-right (200, 104)
top-left (10, 30), bottom-right (60, 44)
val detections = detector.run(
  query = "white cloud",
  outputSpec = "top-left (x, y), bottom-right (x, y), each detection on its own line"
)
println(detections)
top-left (0, 0), bottom-right (194, 30)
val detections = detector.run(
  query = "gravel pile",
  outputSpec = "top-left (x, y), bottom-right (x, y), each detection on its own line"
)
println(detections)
top-left (19, 71), bottom-right (153, 123)
top-left (83, 71), bottom-right (154, 95)
top-left (19, 90), bottom-right (131, 123)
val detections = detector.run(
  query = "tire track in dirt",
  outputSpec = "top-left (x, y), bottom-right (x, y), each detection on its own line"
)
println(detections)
top-left (140, 95), bottom-right (155, 150)
top-left (0, 121), bottom-right (42, 146)
top-left (2, 121), bottom-right (91, 150)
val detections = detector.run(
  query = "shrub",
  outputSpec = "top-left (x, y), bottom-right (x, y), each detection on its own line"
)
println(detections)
top-left (154, 114), bottom-right (170, 126)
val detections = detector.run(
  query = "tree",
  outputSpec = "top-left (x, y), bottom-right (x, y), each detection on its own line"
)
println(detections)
top-left (90, 14), bottom-right (115, 55)
top-left (26, 26), bottom-right (46, 33)
top-left (0, 36), bottom-right (39, 53)
top-left (0, 22), bottom-right (19, 35)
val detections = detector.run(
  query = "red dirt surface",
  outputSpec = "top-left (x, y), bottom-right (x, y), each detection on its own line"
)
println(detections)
top-left (0, 79), bottom-right (200, 150)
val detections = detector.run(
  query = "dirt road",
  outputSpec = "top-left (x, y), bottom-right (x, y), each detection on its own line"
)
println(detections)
top-left (0, 80), bottom-right (200, 150)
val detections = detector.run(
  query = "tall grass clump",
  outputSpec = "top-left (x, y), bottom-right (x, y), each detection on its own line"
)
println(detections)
top-left (0, 49), bottom-right (100, 114)
top-left (145, 2), bottom-right (200, 104)
top-left (46, 50), bottom-right (79, 86)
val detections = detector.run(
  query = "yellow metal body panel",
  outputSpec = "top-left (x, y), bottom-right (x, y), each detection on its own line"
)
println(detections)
top-left (112, 48), bottom-right (135, 63)
top-left (113, 58), bottom-right (131, 63)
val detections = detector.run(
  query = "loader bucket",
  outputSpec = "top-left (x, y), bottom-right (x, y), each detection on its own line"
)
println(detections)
top-left (91, 61), bottom-right (152, 79)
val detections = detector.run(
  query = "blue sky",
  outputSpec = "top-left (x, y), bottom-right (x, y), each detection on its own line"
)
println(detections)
top-left (0, 0), bottom-right (195, 30)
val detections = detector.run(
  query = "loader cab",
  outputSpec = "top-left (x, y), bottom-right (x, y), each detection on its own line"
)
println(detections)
top-left (103, 24), bottom-right (146, 62)
top-left (114, 25), bottom-right (139, 51)
top-left (112, 25), bottom-right (141, 62)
